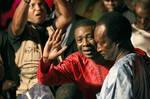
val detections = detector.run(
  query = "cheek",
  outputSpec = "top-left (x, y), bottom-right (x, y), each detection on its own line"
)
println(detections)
top-left (89, 40), bottom-right (96, 45)
top-left (103, 2), bottom-right (109, 7)
top-left (28, 10), bottom-right (34, 20)
top-left (76, 43), bottom-right (82, 51)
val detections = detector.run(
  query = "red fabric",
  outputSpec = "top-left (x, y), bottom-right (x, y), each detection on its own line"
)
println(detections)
top-left (0, 0), bottom-right (20, 30)
top-left (45, 0), bottom-right (53, 8)
top-left (134, 48), bottom-right (147, 56)
top-left (37, 52), bottom-right (109, 99)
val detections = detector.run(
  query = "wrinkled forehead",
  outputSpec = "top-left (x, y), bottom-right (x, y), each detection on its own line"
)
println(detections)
top-left (30, 0), bottom-right (45, 3)
top-left (95, 24), bottom-right (106, 36)
top-left (94, 24), bottom-right (107, 40)
top-left (75, 25), bottom-right (94, 36)
top-left (75, 25), bottom-right (94, 32)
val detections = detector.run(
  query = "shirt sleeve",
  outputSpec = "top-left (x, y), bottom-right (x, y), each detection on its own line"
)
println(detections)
top-left (37, 54), bottom-right (79, 86)
top-left (113, 66), bottom-right (133, 99)
top-left (97, 64), bottom-right (133, 99)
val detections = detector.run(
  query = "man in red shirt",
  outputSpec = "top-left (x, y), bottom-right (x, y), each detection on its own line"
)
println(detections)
top-left (37, 19), bottom-right (110, 99)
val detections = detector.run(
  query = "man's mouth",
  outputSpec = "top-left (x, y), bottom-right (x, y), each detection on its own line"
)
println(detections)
top-left (82, 48), bottom-right (92, 55)
top-left (35, 13), bottom-right (42, 16)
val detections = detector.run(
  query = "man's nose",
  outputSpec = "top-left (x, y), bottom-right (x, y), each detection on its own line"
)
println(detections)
top-left (35, 4), bottom-right (41, 10)
top-left (97, 44), bottom-right (102, 52)
top-left (82, 38), bottom-right (89, 46)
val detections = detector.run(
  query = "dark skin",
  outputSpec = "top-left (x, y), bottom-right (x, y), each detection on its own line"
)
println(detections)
top-left (43, 25), bottom-right (110, 66)
top-left (94, 24), bottom-right (131, 62)
top-left (101, 0), bottom-right (124, 12)
top-left (11, 0), bottom-right (72, 36)
top-left (134, 3), bottom-right (150, 32)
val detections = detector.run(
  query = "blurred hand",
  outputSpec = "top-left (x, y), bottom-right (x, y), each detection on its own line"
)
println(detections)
top-left (2, 80), bottom-right (16, 91)
top-left (43, 29), bottom-right (67, 63)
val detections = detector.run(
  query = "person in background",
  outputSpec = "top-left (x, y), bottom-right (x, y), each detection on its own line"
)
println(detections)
top-left (95, 11), bottom-right (150, 99)
top-left (99, 0), bottom-right (135, 23)
top-left (37, 19), bottom-right (110, 99)
top-left (0, 30), bottom-right (7, 99)
top-left (7, 0), bottom-right (72, 98)
top-left (131, 0), bottom-right (150, 56)
top-left (76, 0), bottom-right (135, 22)
top-left (0, 5), bottom-right (17, 99)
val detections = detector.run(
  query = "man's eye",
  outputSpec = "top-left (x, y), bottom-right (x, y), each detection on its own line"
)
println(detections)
top-left (38, 3), bottom-right (44, 8)
top-left (30, 4), bottom-right (35, 9)
top-left (87, 34), bottom-right (94, 40)
top-left (87, 36), bottom-right (93, 40)
top-left (77, 39), bottom-right (82, 43)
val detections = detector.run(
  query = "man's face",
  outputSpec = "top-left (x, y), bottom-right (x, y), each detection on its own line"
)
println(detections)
top-left (75, 25), bottom-right (96, 59)
top-left (28, 0), bottom-right (47, 25)
top-left (94, 24), bottom-right (117, 61)
top-left (135, 3), bottom-right (150, 31)
top-left (102, 0), bottom-right (123, 12)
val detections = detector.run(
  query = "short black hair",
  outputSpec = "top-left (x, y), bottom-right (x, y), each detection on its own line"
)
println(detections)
top-left (97, 11), bottom-right (132, 44)
top-left (73, 19), bottom-right (96, 33)
top-left (55, 83), bottom-right (83, 99)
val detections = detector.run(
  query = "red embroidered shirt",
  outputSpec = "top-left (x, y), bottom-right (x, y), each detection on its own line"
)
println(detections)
top-left (37, 52), bottom-right (109, 99)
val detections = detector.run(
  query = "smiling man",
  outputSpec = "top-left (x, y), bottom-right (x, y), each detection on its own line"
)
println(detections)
top-left (37, 19), bottom-right (110, 99)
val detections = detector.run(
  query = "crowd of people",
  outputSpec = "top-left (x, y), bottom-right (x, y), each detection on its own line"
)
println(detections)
top-left (0, 0), bottom-right (150, 99)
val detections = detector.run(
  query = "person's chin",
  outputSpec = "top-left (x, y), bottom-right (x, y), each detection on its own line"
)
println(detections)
top-left (85, 54), bottom-right (93, 59)
top-left (83, 51), bottom-right (92, 57)
top-left (35, 17), bottom-right (45, 23)
top-left (100, 54), bottom-right (107, 60)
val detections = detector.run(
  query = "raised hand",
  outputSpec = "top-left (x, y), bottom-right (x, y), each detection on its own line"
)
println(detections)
top-left (43, 29), bottom-right (67, 63)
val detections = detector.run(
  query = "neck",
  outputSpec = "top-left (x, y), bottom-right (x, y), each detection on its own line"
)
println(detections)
top-left (93, 53), bottom-right (113, 67)
top-left (115, 50), bottom-right (131, 62)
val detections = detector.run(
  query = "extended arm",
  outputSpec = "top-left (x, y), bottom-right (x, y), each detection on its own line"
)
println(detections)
top-left (11, 0), bottom-right (30, 36)
top-left (54, 0), bottom-right (73, 29)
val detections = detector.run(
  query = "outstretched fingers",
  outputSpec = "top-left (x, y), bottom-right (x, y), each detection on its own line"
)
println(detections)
top-left (51, 29), bottom-right (59, 41)
top-left (56, 46), bottom-right (68, 56)
top-left (43, 28), bottom-right (67, 61)
top-left (47, 26), bottom-right (54, 40)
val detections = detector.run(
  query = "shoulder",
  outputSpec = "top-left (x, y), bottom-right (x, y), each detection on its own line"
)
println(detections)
top-left (66, 52), bottom-right (86, 60)
top-left (113, 53), bottom-right (144, 78)
top-left (123, 10), bottom-right (136, 24)
top-left (116, 53), bottom-right (140, 66)
top-left (64, 52), bottom-right (88, 66)
top-left (110, 53), bottom-right (140, 78)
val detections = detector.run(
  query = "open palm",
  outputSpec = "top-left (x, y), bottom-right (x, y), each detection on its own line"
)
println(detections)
top-left (43, 29), bottom-right (67, 62)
